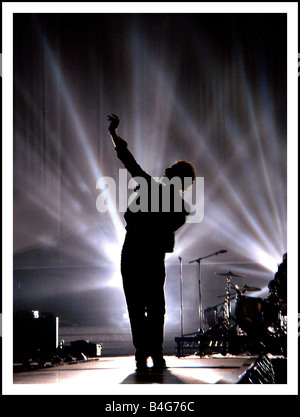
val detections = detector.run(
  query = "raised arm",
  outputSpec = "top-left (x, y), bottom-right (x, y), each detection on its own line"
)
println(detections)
top-left (107, 114), bottom-right (150, 181)
top-left (107, 114), bottom-right (124, 148)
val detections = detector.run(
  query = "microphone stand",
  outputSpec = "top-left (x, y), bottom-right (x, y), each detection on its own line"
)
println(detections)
top-left (188, 250), bottom-right (227, 336)
top-left (178, 257), bottom-right (184, 338)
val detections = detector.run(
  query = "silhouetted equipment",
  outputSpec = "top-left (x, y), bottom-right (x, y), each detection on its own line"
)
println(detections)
top-left (238, 353), bottom-right (287, 384)
top-left (13, 312), bottom-right (103, 370)
top-left (14, 311), bottom-right (59, 362)
top-left (70, 340), bottom-right (102, 358)
top-left (175, 263), bottom-right (287, 360)
top-left (187, 250), bottom-right (228, 334)
top-left (238, 353), bottom-right (276, 383)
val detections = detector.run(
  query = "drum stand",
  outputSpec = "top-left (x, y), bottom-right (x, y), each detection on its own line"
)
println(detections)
top-left (214, 270), bottom-right (246, 354)
top-left (222, 274), bottom-right (234, 354)
top-left (223, 274), bottom-right (233, 329)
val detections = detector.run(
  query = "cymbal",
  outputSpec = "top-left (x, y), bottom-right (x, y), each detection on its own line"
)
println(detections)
top-left (214, 271), bottom-right (246, 278)
top-left (233, 284), bottom-right (261, 293)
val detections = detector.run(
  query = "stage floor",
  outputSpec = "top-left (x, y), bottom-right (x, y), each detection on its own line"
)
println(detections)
top-left (13, 354), bottom-right (256, 385)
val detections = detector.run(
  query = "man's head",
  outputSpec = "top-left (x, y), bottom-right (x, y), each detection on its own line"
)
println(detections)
top-left (164, 160), bottom-right (196, 191)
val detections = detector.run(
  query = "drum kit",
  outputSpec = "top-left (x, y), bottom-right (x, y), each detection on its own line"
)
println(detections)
top-left (203, 270), bottom-right (286, 345)
top-left (176, 252), bottom-right (287, 357)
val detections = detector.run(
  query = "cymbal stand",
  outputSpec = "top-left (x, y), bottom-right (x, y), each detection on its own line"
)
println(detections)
top-left (224, 275), bottom-right (232, 329)
top-left (222, 273), bottom-right (236, 354)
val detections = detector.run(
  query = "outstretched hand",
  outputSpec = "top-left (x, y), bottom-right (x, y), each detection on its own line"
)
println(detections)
top-left (107, 114), bottom-right (120, 133)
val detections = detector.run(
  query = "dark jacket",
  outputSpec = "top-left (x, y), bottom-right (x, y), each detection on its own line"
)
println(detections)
top-left (115, 137), bottom-right (189, 253)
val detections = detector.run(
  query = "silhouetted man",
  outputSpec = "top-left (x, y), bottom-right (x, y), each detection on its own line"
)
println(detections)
top-left (268, 253), bottom-right (287, 315)
top-left (107, 114), bottom-right (196, 371)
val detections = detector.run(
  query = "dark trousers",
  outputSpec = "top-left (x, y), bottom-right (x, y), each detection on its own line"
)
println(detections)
top-left (121, 236), bottom-right (166, 361)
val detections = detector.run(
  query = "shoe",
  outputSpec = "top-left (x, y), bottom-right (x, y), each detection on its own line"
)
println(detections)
top-left (135, 357), bottom-right (149, 373)
top-left (135, 364), bottom-right (149, 373)
top-left (151, 357), bottom-right (167, 371)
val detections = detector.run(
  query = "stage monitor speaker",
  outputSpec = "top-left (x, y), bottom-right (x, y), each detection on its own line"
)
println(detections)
top-left (238, 353), bottom-right (276, 384)
top-left (14, 311), bottom-right (59, 361)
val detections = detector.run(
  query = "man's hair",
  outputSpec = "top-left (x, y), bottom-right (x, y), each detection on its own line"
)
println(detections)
top-left (172, 160), bottom-right (196, 191)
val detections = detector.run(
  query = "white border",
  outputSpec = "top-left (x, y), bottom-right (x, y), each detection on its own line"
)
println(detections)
top-left (1, 2), bottom-right (298, 14)
top-left (2, 2), bottom-right (298, 395)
